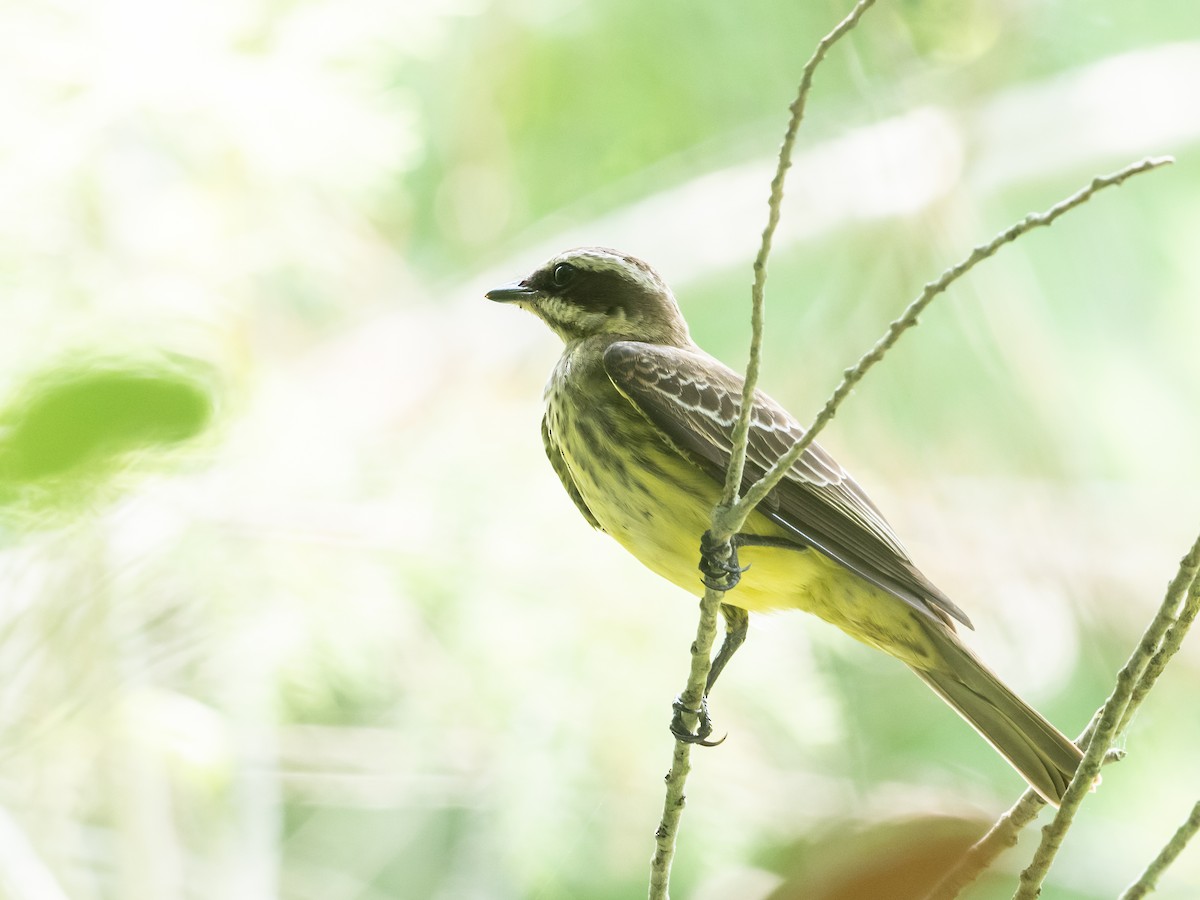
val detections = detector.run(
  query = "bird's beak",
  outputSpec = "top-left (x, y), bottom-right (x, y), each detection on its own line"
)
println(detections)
top-left (485, 280), bottom-right (539, 303)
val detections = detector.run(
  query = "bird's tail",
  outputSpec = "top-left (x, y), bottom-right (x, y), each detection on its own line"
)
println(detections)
top-left (909, 620), bottom-right (1084, 806)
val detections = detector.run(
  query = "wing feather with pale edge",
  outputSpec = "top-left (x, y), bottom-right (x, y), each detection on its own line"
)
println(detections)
top-left (603, 341), bottom-right (972, 629)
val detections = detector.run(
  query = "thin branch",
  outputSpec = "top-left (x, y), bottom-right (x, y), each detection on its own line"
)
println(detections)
top-left (1013, 530), bottom-right (1200, 899)
top-left (649, 20), bottom-right (1173, 900)
top-left (651, 3), bottom-right (880, 898)
top-left (1119, 567), bottom-right (1200, 735)
top-left (648, 590), bottom-right (722, 898)
top-left (924, 790), bottom-right (1045, 900)
top-left (928, 530), bottom-right (1200, 900)
top-left (727, 156), bottom-right (1173, 529)
top-left (648, 733), bottom-right (695, 898)
top-left (925, 716), bottom-right (1128, 899)
top-left (717, 0), bottom-right (879, 520)
top-left (1120, 799), bottom-right (1200, 900)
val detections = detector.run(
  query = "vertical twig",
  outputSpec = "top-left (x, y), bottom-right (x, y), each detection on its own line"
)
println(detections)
top-left (643, 14), bottom-right (1175, 900)
top-left (648, 596), bottom-right (722, 897)
top-left (715, 0), bottom-right (880, 524)
top-left (649, 3), bottom-right (881, 898)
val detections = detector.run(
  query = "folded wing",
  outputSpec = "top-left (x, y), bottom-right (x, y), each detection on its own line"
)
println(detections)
top-left (603, 341), bottom-right (971, 629)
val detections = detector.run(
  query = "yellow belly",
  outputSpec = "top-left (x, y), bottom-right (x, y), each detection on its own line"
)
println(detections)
top-left (552, 407), bottom-right (935, 670)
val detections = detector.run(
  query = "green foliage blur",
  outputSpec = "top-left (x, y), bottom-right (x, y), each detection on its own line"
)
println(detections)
top-left (0, 356), bottom-right (216, 521)
top-left (2, 1), bottom-right (1199, 899)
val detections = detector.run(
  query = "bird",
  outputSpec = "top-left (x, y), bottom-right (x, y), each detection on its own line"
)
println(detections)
top-left (486, 246), bottom-right (1083, 805)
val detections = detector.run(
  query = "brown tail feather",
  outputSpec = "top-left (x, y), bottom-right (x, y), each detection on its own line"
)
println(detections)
top-left (911, 620), bottom-right (1083, 806)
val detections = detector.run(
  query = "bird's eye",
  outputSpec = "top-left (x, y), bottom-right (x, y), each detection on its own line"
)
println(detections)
top-left (552, 263), bottom-right (577, 288)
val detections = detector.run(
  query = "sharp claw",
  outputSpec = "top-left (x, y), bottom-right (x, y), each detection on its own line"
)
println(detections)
top-left (669, 696), bottom-right (727, 747)
top-left (698, 531), bottom-right (749, 591)
top-left (684, 731), bottom-right (728, 747)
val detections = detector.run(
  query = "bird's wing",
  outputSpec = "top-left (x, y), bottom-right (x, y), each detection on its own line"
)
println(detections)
top-left (542, 413), bottom-right (604, 531)
top-left (603, 341), bottom-right (971, 629)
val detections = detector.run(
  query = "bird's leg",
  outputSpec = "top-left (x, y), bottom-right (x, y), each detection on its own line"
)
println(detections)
top-left (706, 603), bottom-right (749, 694)
top-left (669, 604), bottom-right (749, 747)
top-left (698, 531), bottom-right (808, 591)
top-left (679, 530), bottom-right (805, 747)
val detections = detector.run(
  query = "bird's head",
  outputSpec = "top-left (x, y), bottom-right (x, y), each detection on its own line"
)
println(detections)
top-left (486, 247), bottom-right (691, 346)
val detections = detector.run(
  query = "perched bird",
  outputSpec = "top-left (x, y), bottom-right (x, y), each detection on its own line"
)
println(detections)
top-left (487, 246), bottom-right (1083, 805)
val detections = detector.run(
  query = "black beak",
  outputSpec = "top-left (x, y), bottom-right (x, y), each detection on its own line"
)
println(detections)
top-left (486, 280), bottom-right (539, 302)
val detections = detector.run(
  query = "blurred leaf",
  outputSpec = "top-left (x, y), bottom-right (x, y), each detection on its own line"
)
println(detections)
top-left (0, 354), bottom-right (217, 520)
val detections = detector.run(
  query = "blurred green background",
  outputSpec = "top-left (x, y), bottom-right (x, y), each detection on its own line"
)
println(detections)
top-left (2, 1), bottom-right (1199, 898)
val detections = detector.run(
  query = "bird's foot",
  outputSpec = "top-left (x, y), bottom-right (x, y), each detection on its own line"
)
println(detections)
top-left (698, 531), bottom-right (748, 591)
top-left (669, 695), bottom-right (726, 747)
